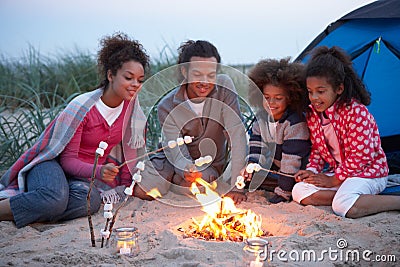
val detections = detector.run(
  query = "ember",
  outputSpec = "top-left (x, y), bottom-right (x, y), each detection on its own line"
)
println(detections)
top-left (184, 177), bottom-right (265, 242)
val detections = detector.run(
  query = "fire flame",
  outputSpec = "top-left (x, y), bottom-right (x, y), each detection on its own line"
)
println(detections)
top-left (147, 188), bottom-right (162, 199)
top-left (186, 177), bottom-right (264, 242)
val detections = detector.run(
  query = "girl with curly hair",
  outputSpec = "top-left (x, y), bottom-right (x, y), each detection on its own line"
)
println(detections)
top-left (242, 58), bottom-right (311, 203)
top-left (0, 32), bottom-right (150, 228)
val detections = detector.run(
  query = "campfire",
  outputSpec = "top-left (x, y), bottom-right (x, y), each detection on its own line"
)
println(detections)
top-left (183, 176), bottom-right (266, 242)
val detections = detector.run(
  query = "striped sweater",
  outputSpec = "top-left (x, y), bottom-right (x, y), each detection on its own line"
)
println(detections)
top-left (247, 109), bottom-right (311, 175)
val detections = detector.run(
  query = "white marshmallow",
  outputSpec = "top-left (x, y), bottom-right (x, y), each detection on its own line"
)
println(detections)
top-left (136, 161), bottom-right (145, 171)
top-left (96, 148), bottom-right (104, 157)
top-left (236, 175), bottom-right (245, 183)
top-left (253, 163), bottom-right (261, 172)
top-left (246, 163), bottom-right (255, 174)
top-left (124, 187), bottom-right (133, 196)
top-left (176, 137), bottom-right (184, 146)
top-left (104, 211), bottom-right (113, 219)
top-left (184, 136), bottom-right (193, 144)
top-left (99, 141), bottom-right (108, 150)
top-left (132, 173), bottom-right (142, 183)
top-left (235, 181), bottom-right (245, 189)
top-left (195, 157), bottom-right (205, 167)
top-left (168, 140), bottom-right (177, 149)
top-left (104, 203), bottom-right (113, 211)
top-left (203, 155), bottom-right (212, 164)
top-left (100, 229), bottom-right (110, 238)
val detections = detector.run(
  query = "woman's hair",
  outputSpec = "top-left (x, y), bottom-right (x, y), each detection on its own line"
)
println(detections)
top-left (305, 46), bottom-right (371, 106)
top-left (97, 32), bottom-right (150, 89)
top-left (176, 40), bottom-right (221, 82)
top-left (248, 57), bottom-right (308, 115)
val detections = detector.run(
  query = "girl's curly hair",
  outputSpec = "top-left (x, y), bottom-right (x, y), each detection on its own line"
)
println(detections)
top-left (97, 32), bottom-right (150, 89)
top-left (248, 57), bottom-right (308, 115)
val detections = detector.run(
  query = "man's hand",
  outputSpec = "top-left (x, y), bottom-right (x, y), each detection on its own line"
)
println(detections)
top-left (100, 163), bottom-right (119, 183)
top-left (225, 191), bottom-right (247, 204)
top-left (240, 166), bottom-right (253, 182)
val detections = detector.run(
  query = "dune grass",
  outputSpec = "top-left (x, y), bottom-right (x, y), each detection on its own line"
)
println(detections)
top-left (0, 46), bottom-right (252, 174)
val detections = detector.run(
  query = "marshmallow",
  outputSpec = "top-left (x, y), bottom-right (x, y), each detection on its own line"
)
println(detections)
top-left (168, 140), bottom-right (177, 149)
top-left (100, 229), bottom-right (110, 238)
top-left (133, 173), bottom-right (142, 183)
top-left (235, 180), bottom-right (245, 189)
top-left (176, 137), bottom-right (184, 146)
top-left (104, 203), bottom-right (113, 211)
top-left (99, 141), bottom-right (108, 150)
top-left (195, 157), bottom-right (205, 167)
top-left (104, 211), bottom-right (113, 219)
top-left (246, 163), bottom-right (255, 174)
top-left (236, 175), bottom-right (245, 183)
top-left (253, 163), bottom-right (261, 172)
top-left (124, 187), bottom-right (133, 196)
top-left (96, 148), bottom-right (104, 157)
top-left (203, 155), bottom-right (212, 164)
top-left (184, 136), bottom-right (193, 144)
top-left (136, 161), bottom-right (145, 171)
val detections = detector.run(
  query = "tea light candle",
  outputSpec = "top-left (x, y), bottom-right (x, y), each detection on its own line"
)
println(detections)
top-left (114, 227), bottom-right (139, 257)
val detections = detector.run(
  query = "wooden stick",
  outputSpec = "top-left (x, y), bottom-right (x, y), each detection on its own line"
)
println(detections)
top-left (259, 167), bottom-right (295, 178)
top-left (87, 154), bottom-right (99, 247)
top-left (116, 145), bottom-right (167, 169)
top-left (100, 218), bottom-right (110, 248)
top-left (105, 195), bottom-right (131, 247)
top-left (117, 137), bottom-right (194, 169)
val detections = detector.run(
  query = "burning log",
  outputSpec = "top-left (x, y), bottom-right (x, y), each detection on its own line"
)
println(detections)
top-left (185, 175), bottom-right (266, 242)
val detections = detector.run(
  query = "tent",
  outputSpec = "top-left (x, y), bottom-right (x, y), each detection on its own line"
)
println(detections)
top-left (295, 0), bottom-right (400, 153)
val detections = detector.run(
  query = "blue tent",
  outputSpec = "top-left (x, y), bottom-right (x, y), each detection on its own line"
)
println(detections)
top-left (296, 0), bottom-right (400, 153)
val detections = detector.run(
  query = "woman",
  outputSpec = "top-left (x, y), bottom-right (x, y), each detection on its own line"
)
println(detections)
top-left (0, 32), bottom-right (149, 228)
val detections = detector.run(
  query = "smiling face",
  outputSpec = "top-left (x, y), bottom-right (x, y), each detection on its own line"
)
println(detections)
top-left (262, 84), bottom-right (290, 121)
top-left (104, 60), bottom-right (145, 107)
top-left (182, 56), bottom-right (218, 101)
top-left (306, 76), bottom-right (344, 112)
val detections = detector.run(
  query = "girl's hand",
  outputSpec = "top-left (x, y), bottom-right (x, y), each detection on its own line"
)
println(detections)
top-left (303, 173), bottom-right (342, 188)
top-left (295, 170), bottom-right (314, 182)
top-left (100, 163), bottom-right (119, 183)
top-left (240, 166), bottom-right (253, 182)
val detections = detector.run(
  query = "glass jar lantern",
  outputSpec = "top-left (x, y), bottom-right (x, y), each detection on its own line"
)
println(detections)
top-left (113, 227), bottom-right (139, 257)
top-left (243, 237), bottom-right (269, 266)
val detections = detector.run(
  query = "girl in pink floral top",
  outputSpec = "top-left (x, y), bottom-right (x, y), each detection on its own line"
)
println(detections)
top-left (293, 46), bottom-right (400, 218)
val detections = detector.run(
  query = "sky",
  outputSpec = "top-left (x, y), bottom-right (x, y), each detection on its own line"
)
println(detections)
top-left (0, 0), bottom-right (377, 65)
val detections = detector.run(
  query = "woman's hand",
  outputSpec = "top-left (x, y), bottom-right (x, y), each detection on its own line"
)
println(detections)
top-left (100, 163), bottom-right (119, 183)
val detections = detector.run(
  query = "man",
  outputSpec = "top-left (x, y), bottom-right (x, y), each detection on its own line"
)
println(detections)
top-left (135, 40), bottom-right (247, 203)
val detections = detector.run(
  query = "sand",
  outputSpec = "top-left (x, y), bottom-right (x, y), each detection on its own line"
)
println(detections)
top-left (0, 190), bottom-right (399, 267)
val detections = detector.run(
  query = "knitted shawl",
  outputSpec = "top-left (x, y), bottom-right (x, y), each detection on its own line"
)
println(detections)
top-left (0, 88), bottom-right (146, 198)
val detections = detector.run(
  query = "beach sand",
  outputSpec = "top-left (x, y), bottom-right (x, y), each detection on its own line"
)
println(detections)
top-left (0, 190), bottom-right (399, 267)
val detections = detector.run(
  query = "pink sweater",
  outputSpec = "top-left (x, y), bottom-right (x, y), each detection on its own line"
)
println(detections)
top-left (306, 99), bottom-right (388, 181)
top-left (59, 100), bottom-right (132, 187)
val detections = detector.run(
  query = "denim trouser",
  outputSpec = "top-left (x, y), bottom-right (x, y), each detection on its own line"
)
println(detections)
top-left (9, 160), bottom-right (102, 228)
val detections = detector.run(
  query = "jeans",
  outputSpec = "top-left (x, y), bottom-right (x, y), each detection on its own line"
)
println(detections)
top-left (9, 160), bottom-right (102, 228)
